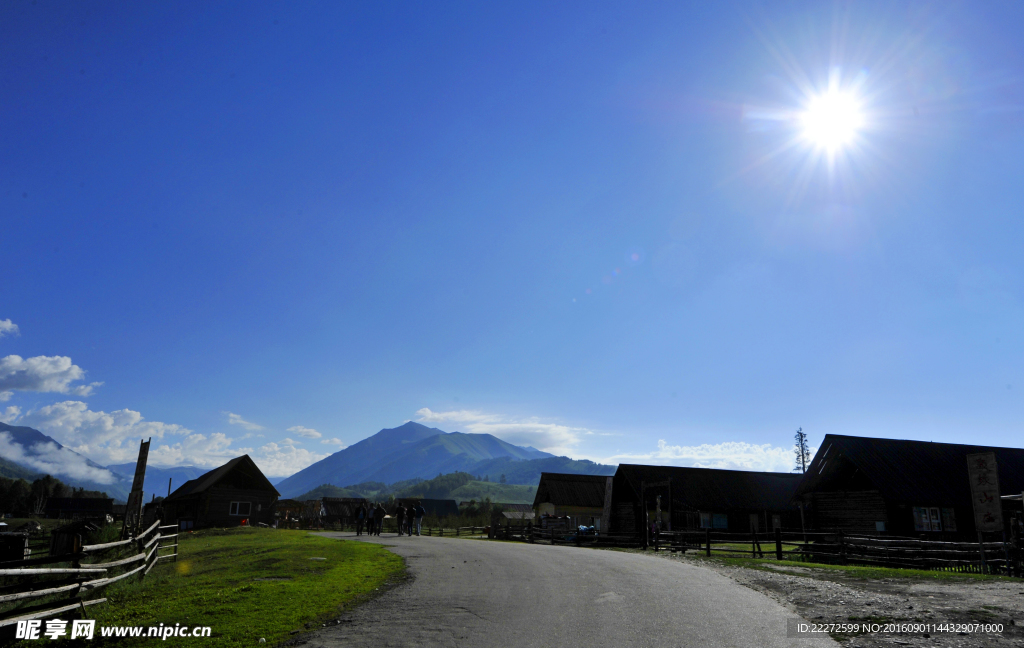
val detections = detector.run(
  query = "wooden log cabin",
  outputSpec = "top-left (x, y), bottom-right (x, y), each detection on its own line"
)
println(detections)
top-left (609, 464), bottom-right (803, 534)
top-left (794, 434), bottom-right (1024, 539)
top-left (162, 455), bottom-right (279, 530)
top-left (532, 473), bottom-right (612, 530)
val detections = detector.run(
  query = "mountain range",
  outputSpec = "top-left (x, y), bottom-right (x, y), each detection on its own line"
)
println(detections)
top-left (2, 419), bottom-right (616, 503)
top-left (0, 422), bottom-right (133, 501)
top-left (274, 421), bottom-right (615, 498)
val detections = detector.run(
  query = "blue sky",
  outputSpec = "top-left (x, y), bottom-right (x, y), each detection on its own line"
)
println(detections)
top-left (2, 1), bottom-right (1023, 478)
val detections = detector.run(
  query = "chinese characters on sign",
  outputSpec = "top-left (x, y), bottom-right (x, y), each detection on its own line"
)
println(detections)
top-left (966, 452), bottom-right (1003, 533)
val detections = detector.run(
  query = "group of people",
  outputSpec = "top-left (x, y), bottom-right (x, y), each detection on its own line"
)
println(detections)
top-left (354, 501), bottom-right (426, 536)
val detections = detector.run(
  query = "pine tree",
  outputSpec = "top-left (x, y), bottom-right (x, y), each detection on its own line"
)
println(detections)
top-left (794, 427), bottom-right (811, 473)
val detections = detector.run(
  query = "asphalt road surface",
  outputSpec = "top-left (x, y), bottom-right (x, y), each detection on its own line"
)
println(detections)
top-left (300, 532), bottom-right (835, 648)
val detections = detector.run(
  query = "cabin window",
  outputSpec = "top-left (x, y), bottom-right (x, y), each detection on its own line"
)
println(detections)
top-left (941, 508), bottom-right (957, 532)
top-left (229, 502), bottom-right (252, 516)
top-left (913, 506), bottom-right (951, 532)
top-left (699, 512), bottom-right (728, 529)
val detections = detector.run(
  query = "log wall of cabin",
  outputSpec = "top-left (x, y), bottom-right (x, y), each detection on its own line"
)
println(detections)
top-left (804, 490), bottom-right (888, 534)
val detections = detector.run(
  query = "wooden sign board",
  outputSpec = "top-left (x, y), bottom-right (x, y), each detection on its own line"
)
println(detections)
top-left (966, 452), bottom-right (1003, 533)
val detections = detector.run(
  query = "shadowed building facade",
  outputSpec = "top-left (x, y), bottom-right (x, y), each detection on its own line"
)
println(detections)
top-left (610, 464), bottom-right (803, 534)
top-left (794, 434), bottom-right (1024, 539)
top-left (162, 455), bottom-right (279, 530)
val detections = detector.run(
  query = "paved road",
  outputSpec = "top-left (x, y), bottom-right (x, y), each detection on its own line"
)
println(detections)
top-left (299, 532), bottom-right (834, 648)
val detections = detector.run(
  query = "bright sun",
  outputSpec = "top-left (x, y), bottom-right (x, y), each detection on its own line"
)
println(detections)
top-left (800, 90), bottom-right (864, 152)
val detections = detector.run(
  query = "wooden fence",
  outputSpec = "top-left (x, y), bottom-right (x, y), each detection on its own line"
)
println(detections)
top-left (0, 519), bottom-right (175, 627)
top-left (652, 527), bottom-right (1024, 576)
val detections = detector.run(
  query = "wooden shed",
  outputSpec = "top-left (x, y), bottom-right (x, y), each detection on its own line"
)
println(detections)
top-left (322, 497), bottom-right (367, 526)
top-left (162, 455), bottom-right (279, 530)
top-left (610, 464), bottom-right (803, 535)
top-left (794, 435), bottom-right (1024, 539)
top-left (532, 473), bottom-right (611, 530)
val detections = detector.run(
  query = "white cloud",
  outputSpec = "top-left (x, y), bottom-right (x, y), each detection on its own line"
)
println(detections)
top-left (0, 431), bottom-right (119, 484)
top-left (0, 319), bottom-right (19, 339)
top-left (225, 412), bottom-right (264, 431)
top-left (0, 355), bottom-right (102, 396)
top-left (5, 402), bottom-right (325, 478)
top-left (603, 439), bottom-right (810, 473)
top-left (0, 391), bottom-right (12, 402)
top-left (147, 432), bottom-right (239, 469)
top-left (17, 401), bottom-right (193, 466)
top-left (251, 440), bottom-right (329, 477)
top-left (321, 437), bottom-right (345, 446)
top-left (1, 405), bottom-right (20, 422)
top-left (415, 407), bottom-right (585, 456)
top-left (287, 425), bottom-right (321, 439)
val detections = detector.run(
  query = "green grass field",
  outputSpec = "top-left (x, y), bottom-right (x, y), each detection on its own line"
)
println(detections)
top-left (85, 528), bottom-right (403, 646)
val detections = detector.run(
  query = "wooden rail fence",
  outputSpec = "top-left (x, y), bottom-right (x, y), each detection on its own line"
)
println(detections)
top-left (0, 519), bottom-right (175, 627)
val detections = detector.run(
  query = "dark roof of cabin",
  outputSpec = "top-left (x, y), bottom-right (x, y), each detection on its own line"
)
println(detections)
top-left (533, 473), bottom-right (609, 509)
top-left (43, 498), bottom-right (114, 512)
top-left (322, 497), bottom-right (367, 516)
top-left (794, 434), bottom-right (1024, 506)
top-left (394, 498), bottom-right (460, 517)
top-left (164, 455), bottom-right (280, 502)
top-left (493, 503), bottom-right (534, 513)
top-left (615, 464), bottom-right (803, 512)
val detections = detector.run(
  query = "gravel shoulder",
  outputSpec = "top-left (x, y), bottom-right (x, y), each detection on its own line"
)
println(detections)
top-left (634, 549), bottom-right (1024, 648)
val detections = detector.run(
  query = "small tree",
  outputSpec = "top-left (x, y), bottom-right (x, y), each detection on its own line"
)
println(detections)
top-left (793, 428), bottom-right (811, 473)
top-left (499, 474), bottom-right (506, 484)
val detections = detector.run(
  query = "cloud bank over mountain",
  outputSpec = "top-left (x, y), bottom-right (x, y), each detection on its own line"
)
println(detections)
top-left (416, 407), bottom-right (587, 456)
top-left (604, 439), bottom-right (806, 472)
top-left (5, 402), bottom-right (329, 478)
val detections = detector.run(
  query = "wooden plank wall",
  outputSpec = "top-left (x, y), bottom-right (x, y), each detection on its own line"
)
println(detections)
top-left (807, 490), bottom-right (888, 534)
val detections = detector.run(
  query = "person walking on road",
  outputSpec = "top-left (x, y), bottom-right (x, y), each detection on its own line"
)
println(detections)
top-left (395, 503), bottom-right (407, 536)
top-left (355, 503), bottom-right (366, 536)
top-left (413, 501), bottom-right (426, 536)
top-left (366, 502), bottom-right (376, 536)
top-left (375, 502), bottom-right (386, 535)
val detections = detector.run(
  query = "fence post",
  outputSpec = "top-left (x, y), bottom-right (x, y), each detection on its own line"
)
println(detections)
top-left (654, 529), bottom-right (659, 553)
top-left (775, 527), bottom-right (783, 561)
top-left (174, 519), bottom-right (179, 562)
top-left (977, 531), bottom-right (988, 575)
top-left (705, 528), bottom-right (711, 557)
top-left (456, 527), bottom-right (460, 537)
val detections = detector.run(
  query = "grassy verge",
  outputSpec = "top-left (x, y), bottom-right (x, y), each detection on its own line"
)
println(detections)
top-left (84, 527), bottom-right (403, 646)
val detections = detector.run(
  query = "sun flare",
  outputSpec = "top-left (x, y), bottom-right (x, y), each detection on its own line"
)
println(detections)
top-left (800, 90), bottom-right (864, 152)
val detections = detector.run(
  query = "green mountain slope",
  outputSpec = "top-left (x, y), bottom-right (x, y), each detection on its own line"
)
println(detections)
top-left (0, 455), bottom-right (41, 480)
top-left (467, 456), bottom-right (616, 485)
top-left (448, 481), bottom-right (537, 504)
top-left (294, 484), bottom-right (365, 501)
